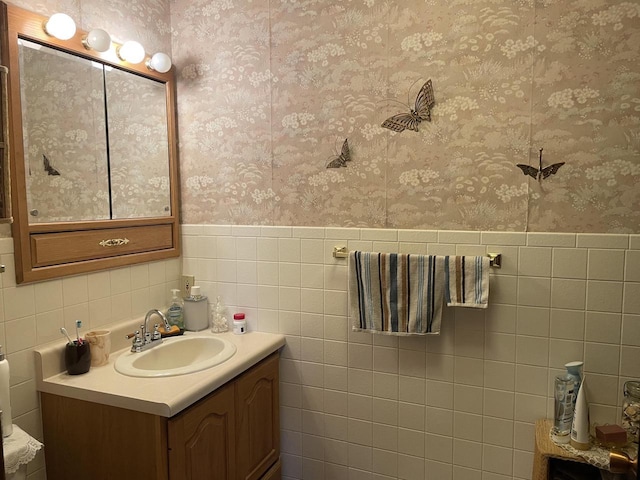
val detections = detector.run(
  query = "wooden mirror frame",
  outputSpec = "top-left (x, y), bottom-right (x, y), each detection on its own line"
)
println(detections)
top-left (0, 2), bottom-right (180, 284)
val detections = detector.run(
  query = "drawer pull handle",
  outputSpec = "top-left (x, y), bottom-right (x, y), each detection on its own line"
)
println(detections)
top-left (99, 238), bottom-right (130, 247)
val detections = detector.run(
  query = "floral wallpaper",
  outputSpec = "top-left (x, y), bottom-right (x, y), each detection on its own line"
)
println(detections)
top-left (173, 0), bottom-right (640, 233)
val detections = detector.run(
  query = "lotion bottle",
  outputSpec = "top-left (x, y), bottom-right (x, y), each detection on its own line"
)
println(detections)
top-left (0, 345), bottom-right (13, 437)
top-left (570, 376), bottom-right (591, 450)
top-left (184, 286), bottom-right (208, 331)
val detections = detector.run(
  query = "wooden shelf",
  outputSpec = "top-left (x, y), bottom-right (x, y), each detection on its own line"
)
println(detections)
top-left (532, 419), bottom-right (589, 480)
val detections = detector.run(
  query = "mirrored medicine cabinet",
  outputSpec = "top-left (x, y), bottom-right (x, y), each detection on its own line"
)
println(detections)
top-left (0, 2), bottom-right (181, 284)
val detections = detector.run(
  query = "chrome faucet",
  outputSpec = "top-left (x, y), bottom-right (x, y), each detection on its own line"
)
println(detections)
top-left (128, 309), bottom-right (170, 353)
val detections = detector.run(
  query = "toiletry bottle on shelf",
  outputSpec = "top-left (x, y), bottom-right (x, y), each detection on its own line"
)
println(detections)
top-left (571, 376), bottom-right (590, 450)
top-left (622, 380), bottom-right (640, 445)
top-left (184, 285), bottom-right (208, 331)
top-left (552, 374), bottom-right (574, 443)
top-left (210, 296), bottom-right (229, 333)
top-left (565, 361), bottom-right (583, 402)
top-left (233, 313), bottom-right (247, 335)
top-left (166, 289), bottom-right (184, 330)
top-left (0, 345), bottom-right (13, 437)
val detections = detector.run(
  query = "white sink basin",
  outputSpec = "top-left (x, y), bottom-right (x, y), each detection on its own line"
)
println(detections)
top-left (114, 334), bottom-right (237, 378)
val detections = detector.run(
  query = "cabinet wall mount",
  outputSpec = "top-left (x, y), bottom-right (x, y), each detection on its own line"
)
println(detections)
top-left (41, 352), bottom-right (280, 480)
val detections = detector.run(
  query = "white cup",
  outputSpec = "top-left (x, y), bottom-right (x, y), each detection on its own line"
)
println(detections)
top-left (85, 330), bottom-right (111, 366)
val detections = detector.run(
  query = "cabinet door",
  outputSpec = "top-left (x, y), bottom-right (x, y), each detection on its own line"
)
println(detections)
top-left (168, 382), bottom-right (236, 480)
top-left (235, 352), bottom-right (280, 480)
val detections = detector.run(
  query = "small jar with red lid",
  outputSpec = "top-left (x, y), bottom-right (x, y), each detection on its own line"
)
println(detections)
top-left (233, 313), bottom-right (247, 335)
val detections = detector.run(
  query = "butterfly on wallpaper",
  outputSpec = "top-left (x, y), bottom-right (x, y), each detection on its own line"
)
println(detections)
top-left (326, 138), bottom-right (351, 168)
top-left (516, 148), bottom-right (564, 181)
top-left (43, 154), bottom-right (60, 176)
top-left (381, 79), bottom-right (435, 133)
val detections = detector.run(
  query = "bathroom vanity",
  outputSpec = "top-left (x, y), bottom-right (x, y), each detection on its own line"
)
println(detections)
top-left (35, 328), bottom-right (286, 480)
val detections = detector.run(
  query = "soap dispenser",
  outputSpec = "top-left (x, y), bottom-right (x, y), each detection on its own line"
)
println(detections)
top-left (166, 289), bottom-right (184, 330)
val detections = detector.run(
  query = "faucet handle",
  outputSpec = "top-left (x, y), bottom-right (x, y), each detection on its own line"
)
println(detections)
top-left (152, 324), bottom-right (161, 341)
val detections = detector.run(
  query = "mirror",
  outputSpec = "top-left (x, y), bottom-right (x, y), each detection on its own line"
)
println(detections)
top-left (105, 68), bottom-right (171, 219)
top-left (2, 3), bottom-right (180, 284)
top-left (19, 40), bottom-right (110, 223)
top-left (19, 39), bottom-right (171, 223)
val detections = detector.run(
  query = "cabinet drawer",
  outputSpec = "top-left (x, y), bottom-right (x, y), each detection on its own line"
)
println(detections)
top-left (30, 224), bottom-right (174, 267)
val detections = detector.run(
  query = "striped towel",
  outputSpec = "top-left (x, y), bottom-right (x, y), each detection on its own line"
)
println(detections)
top-left (444, 255), bottom-right (490, 308)
top-left (349, 251), bottom-right (446, 335)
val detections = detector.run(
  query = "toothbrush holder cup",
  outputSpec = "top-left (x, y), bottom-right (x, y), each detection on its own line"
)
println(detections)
top-left (85, 330), bottom-right (111, 367)
top-left (64, 340), bottom-right (91, 375)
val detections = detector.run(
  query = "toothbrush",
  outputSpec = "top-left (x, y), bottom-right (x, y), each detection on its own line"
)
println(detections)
top-left (60, 327), bottom-right (73, 345)
top-left (75, 320), bottom-right (83, 345)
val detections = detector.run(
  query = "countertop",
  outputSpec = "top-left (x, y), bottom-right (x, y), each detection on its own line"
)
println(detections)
top-left (34, 323), bottom-right (286, 418)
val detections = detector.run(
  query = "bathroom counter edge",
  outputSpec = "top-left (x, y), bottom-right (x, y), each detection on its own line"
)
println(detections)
top-left (34, 328), bottom-right (286, 417)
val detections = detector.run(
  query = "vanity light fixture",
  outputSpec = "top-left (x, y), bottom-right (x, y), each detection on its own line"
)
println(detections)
top-left (82, 28), bottom-right (112, 53)
top-left (43, 13), bottom-right (76, 40)
top-left (117, 40), bottom-right (145, 64)
top-left (147, 52), bottom-right (172, 73)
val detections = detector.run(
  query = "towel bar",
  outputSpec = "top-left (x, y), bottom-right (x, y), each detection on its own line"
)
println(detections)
top-left (333, 246), bottom-right (501, 268)
top-left (333, 246), bottom-right (348, 258)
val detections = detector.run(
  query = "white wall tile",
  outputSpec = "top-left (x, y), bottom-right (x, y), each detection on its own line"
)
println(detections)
top-left (550, 279), bottom-right (586, 310)
top-left (587, 280), bottom-right (624, 312)
top-left (4, 286), bottom-right (35, 321)
top-left (584, 342), bottom-right (620, 375)
top-left (516, 307), bottom-right (549, 337)
top-left (622, 314), bottom-right (640, 346)
top-left (515, 337), bottom-right (549, 367)
top-left (279, 238), bottom-right (301, 262)
top-left (484, 333), bottom-right (515, 363)
top-left (34, 280), bottom-right (63, 313)
top-left (624, 282), bottom-right (640, 314)
top-left (549, 310), bottom-right (585, 341)
top-left (577, 234), bottom-right (628, 249)
top-left (398, 230), bottom-right (438, 243)
top-left (548, 339), bottom-right (584, 368)
top-left (517, 277), bottom-right (551, 307)
top-left (361, 229), bottom-right (398, 242)
top-left (439, 231), bottom-right (481, 245)
top-left (588, 249), bottom-right (625, 281)
top-left (87, 271), bottom-right (111, 300)
top-left (483, 388), bottom-right (514, 420)
top-left (620, 346), bottom-right (640, 377)
top-left (108, 268), bottom-right (130, 296)
top-left (481, 232), bottom-right (526, 246)
top-left (527, 233), bottom-right (575, 247)
top-left (453, 439), bottom-right (482, 469)
top-left (552, 248), bottom-right (587, 279)
top-left (585, 311), bottom-right (621, 344)
top-left (518, 247), bottom-right (552, 277)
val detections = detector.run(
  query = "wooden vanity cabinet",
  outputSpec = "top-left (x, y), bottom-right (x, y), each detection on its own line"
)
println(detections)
top-left (41, 352), bottom-right (280, 480)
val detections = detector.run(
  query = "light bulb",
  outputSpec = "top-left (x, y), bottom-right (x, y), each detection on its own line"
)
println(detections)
top-left (117, 40), bottom-right (145, 64)
top-left (83, 29), bottom-right (111, 53)
top-left (147, 52), bottom-right (172, 73)
top-left (43, 13), bottom-right (76, 41)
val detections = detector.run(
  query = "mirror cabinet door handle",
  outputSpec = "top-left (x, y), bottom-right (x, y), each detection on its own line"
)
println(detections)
top-left (98, 238), bottom-right (130, 247)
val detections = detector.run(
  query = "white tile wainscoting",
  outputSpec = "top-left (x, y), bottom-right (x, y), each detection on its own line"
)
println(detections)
top-left (182, 225), bottom-right (640, 480)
